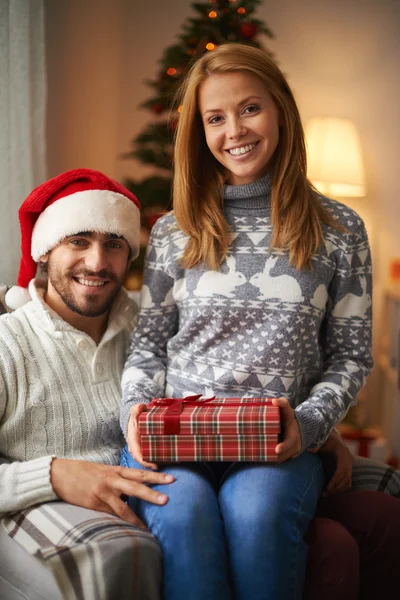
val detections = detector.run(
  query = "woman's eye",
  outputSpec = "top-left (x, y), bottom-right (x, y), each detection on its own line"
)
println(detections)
top-left (244, 105), bottom-right (259, 115)
top-left (208, 115), bottom-right (222, 125)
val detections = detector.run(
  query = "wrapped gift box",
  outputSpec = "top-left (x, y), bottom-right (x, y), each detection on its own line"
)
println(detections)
top-left (139, 396), bottom-right (281, 462)
top-left (141, 434), bottom-right (278, 462)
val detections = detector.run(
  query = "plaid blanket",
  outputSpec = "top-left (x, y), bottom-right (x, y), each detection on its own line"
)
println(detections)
top-left (351, 456), bottom-right (400, 497)
top-left (1, 501), bottom-right (162, 600)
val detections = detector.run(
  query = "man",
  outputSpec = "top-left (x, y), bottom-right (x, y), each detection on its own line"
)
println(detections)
top-left (0, 169), bottom-right (173, 600)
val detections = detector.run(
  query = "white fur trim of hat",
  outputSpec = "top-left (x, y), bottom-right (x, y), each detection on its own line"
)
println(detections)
top-left (31, 189), bottom-right (140, 261)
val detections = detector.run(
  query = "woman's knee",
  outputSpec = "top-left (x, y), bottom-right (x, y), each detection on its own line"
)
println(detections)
top-left (219, 455), bottom-right (324, 532)
top-left (132, 463), bottom-right (221, 546)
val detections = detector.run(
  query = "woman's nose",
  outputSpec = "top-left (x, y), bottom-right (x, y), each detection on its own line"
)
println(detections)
top-left (227, 118), bottom-right (247, 140)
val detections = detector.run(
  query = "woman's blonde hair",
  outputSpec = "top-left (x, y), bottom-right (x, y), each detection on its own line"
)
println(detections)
top-left (173, 43), bottom-right (341, 270)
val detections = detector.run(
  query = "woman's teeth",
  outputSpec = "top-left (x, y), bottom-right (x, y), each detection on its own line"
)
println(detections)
top-left (228, 143), bottom-right (256, 156)
top-left (77, 279), bottom-right (106, 287)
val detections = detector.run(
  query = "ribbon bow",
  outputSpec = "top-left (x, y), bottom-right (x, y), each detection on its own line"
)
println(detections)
top-left (149, 395), bottom-right (216, 434)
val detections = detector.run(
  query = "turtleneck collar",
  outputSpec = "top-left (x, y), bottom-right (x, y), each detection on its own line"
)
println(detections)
top-left (223, 173), bottom-right (272, 210)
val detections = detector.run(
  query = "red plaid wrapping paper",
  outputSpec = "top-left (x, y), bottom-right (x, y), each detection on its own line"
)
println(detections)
top-left (139, 397), bottom-right (281, 462)
top-left (139, 397), bottom-right (280, 435)
top-left (141, 434), bottom-right (278, 462)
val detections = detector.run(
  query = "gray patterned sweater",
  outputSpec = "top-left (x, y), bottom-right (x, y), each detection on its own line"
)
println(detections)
top-left (121, 176), bottom-right (373, 450)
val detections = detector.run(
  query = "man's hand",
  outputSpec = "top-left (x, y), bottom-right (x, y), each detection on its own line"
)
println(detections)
top-left (127, 403), bottom-right (158, 470)
top-left (50, 458), bottom-right (174, 530)
top-left (309, 430), bottom-right (354, 495)
top-left (272, 397), bottom-right (302, 462)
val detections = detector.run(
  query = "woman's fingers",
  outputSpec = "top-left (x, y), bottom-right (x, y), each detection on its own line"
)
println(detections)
top-left (127, 404), bottom-right (158, 469)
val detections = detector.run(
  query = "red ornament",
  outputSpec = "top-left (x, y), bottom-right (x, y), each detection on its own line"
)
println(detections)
top-left (152, 103), bottom-right (163, 114)
top-left (238, 22), bottom-right (257, 40)
top-left (146, 212), bottom-right (165, 229)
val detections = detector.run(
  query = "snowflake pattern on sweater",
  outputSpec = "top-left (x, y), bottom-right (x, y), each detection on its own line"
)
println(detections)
top-left (121, 176), bottom-right (373, 450)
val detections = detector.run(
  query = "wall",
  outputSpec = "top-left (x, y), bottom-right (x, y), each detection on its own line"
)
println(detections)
top-left (44, 0), bottom-right (400, 424)
top-left (45, 0), bottom-right (400, 263)
top-left (45, 0), bottom-right (125, 177)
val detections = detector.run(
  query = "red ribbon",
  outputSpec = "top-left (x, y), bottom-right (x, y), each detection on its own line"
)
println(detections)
top-left (148, 396), bottom-right (275, 435)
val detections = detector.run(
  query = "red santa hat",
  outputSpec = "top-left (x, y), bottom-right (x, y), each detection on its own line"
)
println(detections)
top-left (6, 168), bottom-right (141, 309)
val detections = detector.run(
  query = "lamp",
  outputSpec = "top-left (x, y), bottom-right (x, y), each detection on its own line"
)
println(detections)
top-left (305, 117), bottom-right (366, 197)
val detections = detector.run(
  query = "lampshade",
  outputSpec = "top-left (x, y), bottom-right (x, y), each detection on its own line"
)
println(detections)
top-left (305, 117), bottom-right (366, 197)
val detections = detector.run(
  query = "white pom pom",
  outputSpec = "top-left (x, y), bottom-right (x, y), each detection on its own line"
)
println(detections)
top-left (5, 286), bottom-right (31, 310)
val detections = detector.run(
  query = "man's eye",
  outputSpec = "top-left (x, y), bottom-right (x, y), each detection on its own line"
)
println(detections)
top-left (70, 239), bottom-right (86, 246)
top-left (106, 242), bottom-right (123, 249)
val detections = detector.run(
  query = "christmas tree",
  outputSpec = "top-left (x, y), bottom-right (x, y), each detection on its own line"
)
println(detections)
top-left (123, 0), bottom-right (275, 289)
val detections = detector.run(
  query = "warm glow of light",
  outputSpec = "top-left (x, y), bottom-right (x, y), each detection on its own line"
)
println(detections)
top-left (305, 117), bottom-right (366, 198)
top-left (237, 7), bottom-right (246, 14)
top-left (206, 42), bottom-right (216, 51)
top-left (177, 105), bottom-right (183, 113)
top-left (208, 11), bottom-right (217, 18)
top-left (167, 67), bottom-right (177, 76)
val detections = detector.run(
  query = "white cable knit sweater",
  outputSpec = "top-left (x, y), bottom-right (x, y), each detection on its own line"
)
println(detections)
top-left (0, 280), bottom-right (137, 517)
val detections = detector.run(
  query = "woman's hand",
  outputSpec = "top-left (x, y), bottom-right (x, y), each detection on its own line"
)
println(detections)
top-left (126, 403), bottom-right (158, 470)
top-left (310, 429), bottom-right (354, 495)
top-left (272, 397), bottom-right (302, 462)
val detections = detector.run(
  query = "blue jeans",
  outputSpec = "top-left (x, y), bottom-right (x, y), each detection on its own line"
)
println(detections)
top-left (120, 447), bottom-right (324, 600)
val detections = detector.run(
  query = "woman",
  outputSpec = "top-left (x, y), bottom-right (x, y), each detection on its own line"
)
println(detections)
top-left (120, 43), bottom-right (373, 599)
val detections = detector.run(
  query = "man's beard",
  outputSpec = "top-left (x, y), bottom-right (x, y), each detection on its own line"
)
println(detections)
top-left (47, 262), bottom-right (124, 317)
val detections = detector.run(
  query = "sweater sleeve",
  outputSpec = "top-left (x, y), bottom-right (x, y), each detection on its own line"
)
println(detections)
top-left (0, 457), bottom-right (58, 517)
top-left (120, 221), bottom-right (179, 438)
top-left (294, 220), bottom-right (373, 450)
top-left (0, 370), bottom-right (57, 517)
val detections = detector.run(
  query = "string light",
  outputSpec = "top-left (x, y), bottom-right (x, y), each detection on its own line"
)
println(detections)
top-left (208, 11), bottom-right (217, 18)
top-left (177, 105), bottom-right (183, 113)
top-left (167, 67), bottom-right (177, 76)
top-left (237, 7), bottom-right (246, 14)
top-left (206, 42), bottom-right (216, 51)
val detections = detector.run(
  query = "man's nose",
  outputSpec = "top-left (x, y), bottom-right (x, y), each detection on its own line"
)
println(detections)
top-left (84, 244), bottom-right (108, 271)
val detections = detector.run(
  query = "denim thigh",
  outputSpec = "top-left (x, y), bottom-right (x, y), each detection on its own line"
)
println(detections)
top-left (219, 452), bottom-right (325, 600)
top-left (120, 445), bottom-right (232, 600)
